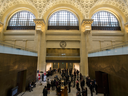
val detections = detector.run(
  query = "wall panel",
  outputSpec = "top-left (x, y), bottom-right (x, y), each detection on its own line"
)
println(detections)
top-left (89, 55), bottom-right (128, 96)
top-left (0, 53), bottom-right (37, 96)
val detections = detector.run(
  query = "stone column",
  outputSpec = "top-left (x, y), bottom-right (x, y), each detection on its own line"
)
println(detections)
top-left (124, 22), bottom-right (128, 41)
top-left (0, 22), bottom-right (4, 41)
top-left (34, 19), bottom-right (46, 72)
top-left (80, 19), bottom-right (93, 76)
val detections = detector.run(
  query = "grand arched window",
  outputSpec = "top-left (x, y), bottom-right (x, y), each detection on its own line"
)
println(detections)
top-left (7, 11), bottom-right (35, 30)
top-left (92, 11), bottom-right (121, 30)
top-left (48, 10), bottom-right (79, 30)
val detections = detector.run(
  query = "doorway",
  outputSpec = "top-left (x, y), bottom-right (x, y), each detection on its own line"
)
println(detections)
top-left (46, 60), bottom-right (80, 71)
top-left (17, 70), bottom-right (27, 94)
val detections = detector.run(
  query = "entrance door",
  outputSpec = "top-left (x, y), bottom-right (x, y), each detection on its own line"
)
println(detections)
top-left (53, 62), bottom-right (58, 69)
top-left (17, 70), bottom-right (27, 94)
top-left (59, 62), bottom-right (66, 69)
top-left (68, 63), bottom-right (73, 69)
top-left (95, 71), bottom-right (109, 95)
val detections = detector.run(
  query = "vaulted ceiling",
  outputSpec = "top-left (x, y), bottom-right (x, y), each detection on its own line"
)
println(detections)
top-left (0, 0), bottom-right (128, 20)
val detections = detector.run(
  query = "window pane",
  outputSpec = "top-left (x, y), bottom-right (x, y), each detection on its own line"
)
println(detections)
top-left (92, 11), bottom-right (120, 27)
top-left (49, 10), bottom-right (78, 26)
top-left (8, 11), bottom-right (35, 26)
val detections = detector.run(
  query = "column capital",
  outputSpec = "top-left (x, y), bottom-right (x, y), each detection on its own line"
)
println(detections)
top-left (34, 19), bottom-right (45, 32)
top-left (0, 22), bottom-right (4, 27)
top-left (81, 19), bottom-right (93, 33)
top-left (34, 19), bottom-right (45, 25)
top-left (81, 19), bottom-right (94, 26)
top-left (124, 22), bottom-right (128, 27)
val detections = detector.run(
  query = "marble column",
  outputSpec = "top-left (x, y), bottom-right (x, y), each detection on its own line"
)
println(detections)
top-left (124, 22), bottom-right (128, 41)
top-left (80, 19), bottom-right (93, 76)
top-left (34, 19), bottom-right (46, 72)
top-left (0, 22), bottom-right (4, 41)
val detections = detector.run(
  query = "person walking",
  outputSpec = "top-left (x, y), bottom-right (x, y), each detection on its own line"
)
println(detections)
top-left (89, 82), bottom-right (93, 96)
top-left (76, 79), bottom-right (79, 90)
top-left (47, 82), bottom-right (51, 94)
top-left (81, 78), bottom-right (85, 90)
top-left (51, 80), bottom-right (54, 90)
top-left (73, 75), bottom-right (76, 87)
top-left (43, 86), bottom-right (48, 96)
top-left (95, 82), bottom-right (98, 95)
top-left (68, 80), bottom-right (71, 93)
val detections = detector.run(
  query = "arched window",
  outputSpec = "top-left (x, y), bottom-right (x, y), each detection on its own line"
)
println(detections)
top-left (48, 10), bottom-right (79, 30)
top-left (7, 11), bottom-right (35, 30)
top-left (92, 11), bottom-right (121, 30)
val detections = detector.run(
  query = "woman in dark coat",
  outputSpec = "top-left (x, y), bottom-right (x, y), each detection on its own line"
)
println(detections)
top-left (47, 82), bottom-right (51, 94)
top-left (43, 86), bottom-right (48, 96)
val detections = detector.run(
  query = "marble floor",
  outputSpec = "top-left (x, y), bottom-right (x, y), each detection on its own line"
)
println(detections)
top-left (18, 73), bottom-right (103, 96)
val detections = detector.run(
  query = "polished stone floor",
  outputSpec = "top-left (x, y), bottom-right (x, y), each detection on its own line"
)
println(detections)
top-left (18, 73), bottom-right (103, 96)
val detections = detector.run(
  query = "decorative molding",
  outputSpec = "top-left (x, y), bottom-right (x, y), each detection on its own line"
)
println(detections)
top-left (81, 19), bottom-right (93, 33)
top-left (81, 19), bottom-right (94, 26)
top-left (124, 22), bottom-right (128, 27)
top-left (11, 39), bottom-right (16, 41)
top-left (34, 19), bottom-right (45, 32)
top-left (0, 0), bottom-right (128, 20)
top-left (0, 22), bottom-right (3, 27)
top-left (34, 19), bottom-right (45, 25)
top-left (36, 30), bottom-right (42, 34)
top-left (60, 41), bottom-right (67, 48)
top-left (23, 39), bottom-right (27, 41)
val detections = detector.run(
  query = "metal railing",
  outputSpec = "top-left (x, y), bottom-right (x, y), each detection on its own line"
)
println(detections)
top-left (89, 41), bottom-right (128, 54)
top-left (0, 40), bottom-right (37, 53)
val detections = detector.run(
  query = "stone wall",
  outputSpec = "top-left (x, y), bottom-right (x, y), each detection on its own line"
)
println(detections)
top-left (0, 53), bottom-right (37, 96)
top-left (88, 55), bottom-right (128, 96)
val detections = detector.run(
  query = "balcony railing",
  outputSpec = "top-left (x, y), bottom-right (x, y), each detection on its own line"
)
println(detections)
top-left (7, 26), bottom-right (35, 30)
top-left (92, 26), bottom-right (121, 30)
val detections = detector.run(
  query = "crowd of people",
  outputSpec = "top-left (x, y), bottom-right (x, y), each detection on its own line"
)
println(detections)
top-left (41, 68), bottom-right (98, 96)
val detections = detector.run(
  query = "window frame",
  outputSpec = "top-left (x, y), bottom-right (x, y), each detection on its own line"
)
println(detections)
top-left (48, 10), bottom-right (79, 27)
top-left (8, 11), bottom-right (35, 27)
top-left (91, 11), bottom-right (121, 30)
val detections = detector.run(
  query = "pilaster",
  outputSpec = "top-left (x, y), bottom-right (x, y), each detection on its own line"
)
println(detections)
top-left (80, 19), bottom-right (93, 76)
